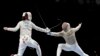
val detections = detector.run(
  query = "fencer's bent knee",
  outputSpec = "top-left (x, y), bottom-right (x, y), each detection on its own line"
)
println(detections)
top-left (58, 44), bottom-right (63, 48)
top-left (36, 43), bottom-right (39, 47)
top-left (33, 41), bottom-right (40, 49)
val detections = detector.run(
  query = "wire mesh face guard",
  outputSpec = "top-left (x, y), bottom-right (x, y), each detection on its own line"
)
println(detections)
top-left (22, 12), bottom-right (32, 21)
top-left (62, 22), bottom-right (70, 31)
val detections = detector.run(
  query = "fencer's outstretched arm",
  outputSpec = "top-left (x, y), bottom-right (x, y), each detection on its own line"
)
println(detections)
top-left (3, 22), bottom-right (20, 32)
top-left (31, 22), bottom-right (49, 33)
top-left (47, 31), bottom-right (63, 37)
top-left (73, 23), bottom-right (82, 32)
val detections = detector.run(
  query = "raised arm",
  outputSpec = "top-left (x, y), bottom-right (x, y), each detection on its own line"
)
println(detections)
top-left (73, 23), bottom-right (82, 32)
top-left (3, 21), bottom-right (21, 32)
top-left (31, 22), bottom-right (49, 33)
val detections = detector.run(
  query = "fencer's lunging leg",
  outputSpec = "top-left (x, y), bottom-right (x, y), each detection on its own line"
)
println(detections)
top-left (17, 41), bottom-right (27, 56)
top-left (28, 39), bottom-right (42, 56)
top-left (36, 45), bottom-right (42, 56)
top-left (73, 43), bottom-right (89, 56)
top-left (57, 44), bottom-right (64, 56)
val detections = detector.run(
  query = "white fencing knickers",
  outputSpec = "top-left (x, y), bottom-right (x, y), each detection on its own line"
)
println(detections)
top-left (57, 43), bottom-right (89, 56)
top-left (16, 35), bottom-right (41, 56)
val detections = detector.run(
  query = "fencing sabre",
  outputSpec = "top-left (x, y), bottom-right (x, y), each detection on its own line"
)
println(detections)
top-left (38, 13), bottom-right (62, 29)
top-left (49, 19), bottom-right (62, 29)
top-left (37, 9), bottom-right (62, 30)
top-left (37, 10), bottom-right (47, 28)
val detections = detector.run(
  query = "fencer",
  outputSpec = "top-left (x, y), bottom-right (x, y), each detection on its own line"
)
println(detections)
top-left (47, 22), bottom-right (89, 56)
top-left (3, 12), bottom-right (49, 56)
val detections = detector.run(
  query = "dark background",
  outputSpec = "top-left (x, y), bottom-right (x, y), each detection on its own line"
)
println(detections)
top-left (0, 0), bottom-right (100, 56)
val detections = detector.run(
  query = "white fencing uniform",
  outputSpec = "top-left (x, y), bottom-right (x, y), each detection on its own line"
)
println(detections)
top-left (47, 22), bottom-right (89, 56)
top-left (4, 12), bottom-right (48, 56)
